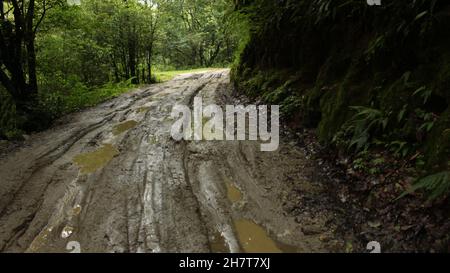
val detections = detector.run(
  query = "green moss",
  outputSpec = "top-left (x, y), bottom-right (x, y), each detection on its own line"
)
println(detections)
top-left (317, 61), bottom-right (374, 141)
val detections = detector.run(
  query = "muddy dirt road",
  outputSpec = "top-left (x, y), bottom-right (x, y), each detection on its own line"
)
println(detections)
top-left (0, 70), bottom-right (338, 253)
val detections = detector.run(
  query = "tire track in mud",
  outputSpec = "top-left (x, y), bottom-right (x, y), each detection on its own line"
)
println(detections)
top-left (178, 82), bottom-right (215, 252)
top-left (0, 87), bottom-right (163, 217)
top-left (0, 70), bottom-right (340, 252)
top-left (0, 84), bottom-right (166, 252)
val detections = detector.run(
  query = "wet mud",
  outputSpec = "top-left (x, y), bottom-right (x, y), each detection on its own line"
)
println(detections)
top-left (0, 70), bottom-right (341, 252)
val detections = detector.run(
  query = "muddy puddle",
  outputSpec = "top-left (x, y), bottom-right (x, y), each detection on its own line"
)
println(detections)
top-left (26, 227), bottom-right (53, 253)
top-left (136, 106), bottom-right (150, 113)
top-left (112, 120), bottom-right (138, 135)
top-left (61, 226), bottom-right (74, 239)
top-left (209, 231), bottom-right (229, 253)
top-left (234, 219), bottom-right (282, 253)
top-left (72, 205), bottom-right (82, 216)
top-left (224, 179), bottom-right (296, 253)
top-left (226, 182), bottom-right (242, 203)
top-left (73, 144), bottom-right (119, 174)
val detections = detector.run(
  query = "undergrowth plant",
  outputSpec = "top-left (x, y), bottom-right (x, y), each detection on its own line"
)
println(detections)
top-left (336, 106), bottom-right (390, 152)
top-left (399, 171), bottom-right (450, 201)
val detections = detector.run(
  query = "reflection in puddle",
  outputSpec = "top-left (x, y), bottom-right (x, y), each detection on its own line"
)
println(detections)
top-left (61, 226), bottom-right (74, 239)
top-left (72, 205), bottom-right (82, 216)
top-left (209, 231), bottom-right (229, 253)
top-left (112, 120), bottom-right (138, 135)
top-left (226, 183), bottom-right (242, 203)
top-left (234, 220), bottom-right (282, 253)
top-left (26, 227), bottom-right (53, 253)
top-left (73, 144), bottom-right (119, 174)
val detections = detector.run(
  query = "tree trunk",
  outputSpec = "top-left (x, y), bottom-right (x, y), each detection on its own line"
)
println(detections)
top-left (111, 54), bottom-right (120, 83)
top-left (25, 34), bottom-right (38, 96)
top-left (0, 0), bottom-right (38, 110)
top-left (25, 0), bottom-right (37, 97)
top-left (128, 40), bottom-right (137, 83)
top-left (146, 46), bottom-right (153, 83)
top-left (0, 0), bottom-right (4, 19)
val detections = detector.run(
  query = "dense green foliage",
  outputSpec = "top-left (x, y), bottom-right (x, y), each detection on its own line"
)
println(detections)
top-left (0, 0), bottom-right (236, 138)
top-left (232, 0), bottom-right (450, 198)
top-left (156, 0), bottom-right (237, 69)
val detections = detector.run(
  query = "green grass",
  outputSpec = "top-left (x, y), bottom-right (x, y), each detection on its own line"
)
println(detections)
top-left (64, 81), bottom-right (136, 112)
top-left (154, 68), bottom-right (225, 82)
top-left (37, 79), bottom-right (137, 118)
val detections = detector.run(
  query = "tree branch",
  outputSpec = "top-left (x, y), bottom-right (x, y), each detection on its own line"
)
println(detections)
top-left (33, 0), bottom-right (52, 34)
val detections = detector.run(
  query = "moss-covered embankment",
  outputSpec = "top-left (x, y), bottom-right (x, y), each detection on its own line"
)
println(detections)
top-left (232, 0), bottom-right (450, 174)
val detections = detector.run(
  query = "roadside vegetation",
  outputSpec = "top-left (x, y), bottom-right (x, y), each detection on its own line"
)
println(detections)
top-left (232, 0), bottom-right (450, 199)
top-left (231, 0), bottom-right (450, 250)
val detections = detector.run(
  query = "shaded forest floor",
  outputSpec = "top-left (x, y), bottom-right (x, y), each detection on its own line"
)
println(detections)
top-left (230, 87), bottom-right (449, 252)
top-left (284, 128), bottom-right (450, 252)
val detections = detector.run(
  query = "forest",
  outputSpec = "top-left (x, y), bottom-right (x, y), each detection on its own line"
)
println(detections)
top-left (0, 0), bottom-right (449, 252)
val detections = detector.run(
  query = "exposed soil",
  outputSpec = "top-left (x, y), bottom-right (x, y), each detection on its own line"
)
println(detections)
top-left (0, 70), bottom-right (348, 253)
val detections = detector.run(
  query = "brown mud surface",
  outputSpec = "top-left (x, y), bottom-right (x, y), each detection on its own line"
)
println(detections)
top-left (0, 70), bottom-right (348, 252)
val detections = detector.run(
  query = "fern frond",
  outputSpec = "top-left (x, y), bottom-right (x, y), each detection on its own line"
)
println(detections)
top-left (398, 171), bottom-right (450, 201)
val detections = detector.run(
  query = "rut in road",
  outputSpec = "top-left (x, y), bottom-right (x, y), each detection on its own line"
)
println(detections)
top-left (0, 70), bottom-right (338, 253)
